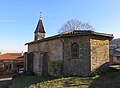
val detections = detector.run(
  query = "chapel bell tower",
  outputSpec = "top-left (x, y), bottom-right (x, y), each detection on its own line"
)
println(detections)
top-left (34, 15), bottom-right (46, 41)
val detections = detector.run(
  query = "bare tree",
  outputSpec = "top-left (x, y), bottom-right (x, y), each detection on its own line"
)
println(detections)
top-left (58, 19), bottom-right (94, 33)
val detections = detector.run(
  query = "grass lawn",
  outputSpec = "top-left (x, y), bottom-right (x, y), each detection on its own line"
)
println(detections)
top-left (11, 65), bottom-right (120, 88)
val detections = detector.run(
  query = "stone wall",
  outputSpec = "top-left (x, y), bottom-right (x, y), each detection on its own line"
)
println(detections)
top-left (28, 39), bottom-right (62, 61)
top-left (27, 39), bottom-right (62, 75)
top-left (27, 35), bottom-right (111, 76)
top-left (63, 36), bottom-right (91, 76)
top-left (90, 39), bottom-right (109, 71)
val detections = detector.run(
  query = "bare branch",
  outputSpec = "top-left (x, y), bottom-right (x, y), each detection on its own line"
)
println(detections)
top-left (58, 19), bottom-right (94, 33)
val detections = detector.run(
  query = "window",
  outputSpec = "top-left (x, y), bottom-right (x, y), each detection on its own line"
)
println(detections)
top-left (71, 43), bottom-right (79, 59)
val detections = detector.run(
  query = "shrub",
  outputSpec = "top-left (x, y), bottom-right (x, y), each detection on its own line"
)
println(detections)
top-left (91, 66), bottom-right (119, 76)
top-left (48, 60), bottom-right (62, 76)
top-left (24, 71), bottom-right (35, 76)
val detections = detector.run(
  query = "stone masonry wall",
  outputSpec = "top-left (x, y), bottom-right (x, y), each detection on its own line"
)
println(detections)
top-left (63, 36), bottom-right (91, 76)
top-left (28, 39), bottom-right (62, 61)
top-left (28, 39), bottom-right (62, 75)
top-left (27, 35), bottom-right (111, 76)
top-left (90, 39), bottom-right (109, 71)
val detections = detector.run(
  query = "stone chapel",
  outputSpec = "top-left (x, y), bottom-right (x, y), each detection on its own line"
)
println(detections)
top-left (25, 16), bottom-right (113, 76)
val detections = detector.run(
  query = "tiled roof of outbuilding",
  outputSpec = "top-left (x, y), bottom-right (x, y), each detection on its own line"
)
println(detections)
top-left (110, 49), bottom-right (120, 56)
top-left (0, 53), bottom-right (22, 60)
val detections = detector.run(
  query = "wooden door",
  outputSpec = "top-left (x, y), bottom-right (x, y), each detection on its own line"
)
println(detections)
top-left (40, 52), bottom-right (48, 76)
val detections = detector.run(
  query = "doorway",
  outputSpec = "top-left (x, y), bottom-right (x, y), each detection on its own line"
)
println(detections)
top-left (40, 52), bottom-right (48, 76)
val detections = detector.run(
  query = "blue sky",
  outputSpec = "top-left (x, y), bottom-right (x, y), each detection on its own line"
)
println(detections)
top-left (0, 0), bottom-right (120, 53)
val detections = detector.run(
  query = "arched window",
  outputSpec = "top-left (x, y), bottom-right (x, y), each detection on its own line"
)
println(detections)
top-left (71, 43), bottom-right (79, 59)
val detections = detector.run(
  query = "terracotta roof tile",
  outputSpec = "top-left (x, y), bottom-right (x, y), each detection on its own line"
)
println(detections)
top-left (0, 53), bottom-right (22, 60)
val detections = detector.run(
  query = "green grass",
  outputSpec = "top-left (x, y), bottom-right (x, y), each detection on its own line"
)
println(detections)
top-left (28, 77), bottom-right (93, 88)
top-left (11, 66), bottom-right (120, 88)
top-left (11, 76), bottom-right (93, 88)
top-left (11, 75), bottom-right (56, 88)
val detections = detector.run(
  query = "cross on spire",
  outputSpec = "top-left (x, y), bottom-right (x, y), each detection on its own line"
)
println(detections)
top-left (40, 12), bottom-right (42, 20)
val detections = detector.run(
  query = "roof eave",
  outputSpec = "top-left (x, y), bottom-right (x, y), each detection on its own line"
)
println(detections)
top-left (25, 33), bottom-right (114, 45)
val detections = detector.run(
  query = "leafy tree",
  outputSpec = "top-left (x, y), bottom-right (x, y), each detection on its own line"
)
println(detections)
top-left (58, 19), bottom-right (94, 33)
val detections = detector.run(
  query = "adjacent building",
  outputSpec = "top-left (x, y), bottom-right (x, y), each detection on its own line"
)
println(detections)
top-left (0, 53), bottom-right (24, 74)
top-left (110, 39), bottom-right (120, 65)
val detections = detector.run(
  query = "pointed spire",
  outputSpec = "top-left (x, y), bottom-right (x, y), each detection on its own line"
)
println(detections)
top-left (34, 13), bottom-right (46, 41)
top-left (34, 13), bottom-right (46, 33)
top-left (40, 16), bottom-right (42, 20)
